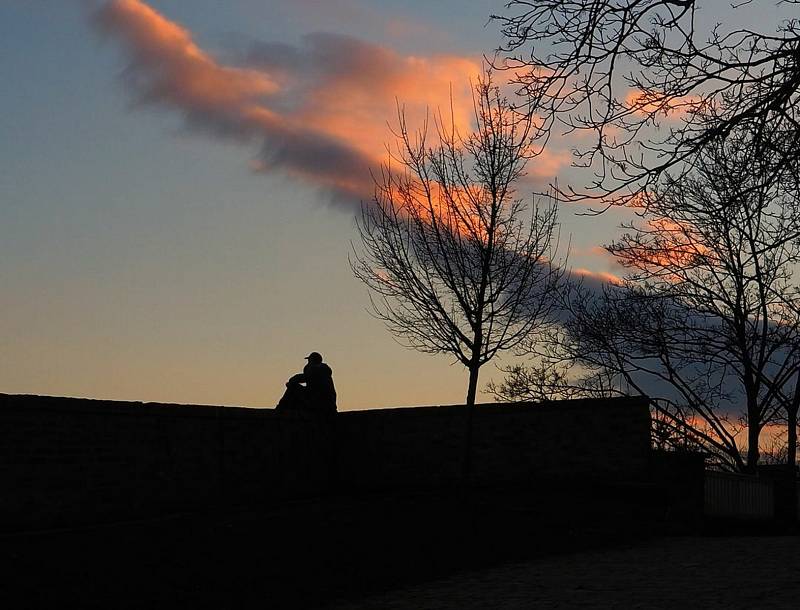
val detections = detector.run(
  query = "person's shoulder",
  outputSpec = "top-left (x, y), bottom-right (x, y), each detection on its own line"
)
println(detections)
top-left (307, 361), bottom-right (331, 374)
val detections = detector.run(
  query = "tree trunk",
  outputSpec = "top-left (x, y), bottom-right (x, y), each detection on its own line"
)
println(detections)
top-left (466, 363), bottom-right (480, 408)
top-left (788, 406), bottom-right (797, 468)
top-left (462, 363), bottom-right (480, 482)
top-left (786, 406), bottom-right (798, 523)
top-left (746, 414), bottom-right (760, 473)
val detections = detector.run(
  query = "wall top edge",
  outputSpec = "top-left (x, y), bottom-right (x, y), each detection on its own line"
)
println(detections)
top-left (0, 393), bottom-right (650, 418)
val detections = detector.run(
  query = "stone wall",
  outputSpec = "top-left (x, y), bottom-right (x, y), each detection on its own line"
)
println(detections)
top-left (336, 397), bottom-right (652, 490)
top-left (0, 394), bottom-right (332, 531)
top-left (0, 393), bottom-right (651, 531)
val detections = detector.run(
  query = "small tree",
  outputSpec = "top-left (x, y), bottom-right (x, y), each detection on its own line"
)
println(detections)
top-left (352, 77), bottom-right (562, 474)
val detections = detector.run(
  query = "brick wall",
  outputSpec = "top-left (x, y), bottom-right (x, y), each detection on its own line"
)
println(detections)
top-left (0, 394), bottom-right (650, 531)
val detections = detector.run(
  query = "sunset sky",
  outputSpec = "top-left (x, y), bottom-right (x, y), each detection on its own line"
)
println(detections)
top-left (2, 0), bottom-right (782, 410)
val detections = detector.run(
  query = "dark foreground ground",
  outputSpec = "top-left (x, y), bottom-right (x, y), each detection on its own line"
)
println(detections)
top-left (1, 489), bottom-right (797, 609)
top-left (330, 536), bottom-right (800, 609)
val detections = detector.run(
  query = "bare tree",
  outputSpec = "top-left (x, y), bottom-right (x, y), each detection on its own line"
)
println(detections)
top-left (496, 123), bottom-right (800, 471)
top-left (351, 77), bottom-right (563, 474)
top-left (493, 0), bottom-right (800, 207)
top-left (487, 351), bottom-right (620, 401)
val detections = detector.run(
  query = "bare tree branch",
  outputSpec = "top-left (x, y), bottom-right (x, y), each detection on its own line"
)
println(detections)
top-left (493, 0), bottom-right (800, 208)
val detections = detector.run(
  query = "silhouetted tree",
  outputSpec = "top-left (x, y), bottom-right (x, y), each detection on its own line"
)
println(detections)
top-left (494, 123), bottom-right (800, 472)
top-left (493, 0), bottom-right (800, 207)
top-left (487, 355), bottom-right (618, 401)
top-left (352, 77), bottom-right (563, 475)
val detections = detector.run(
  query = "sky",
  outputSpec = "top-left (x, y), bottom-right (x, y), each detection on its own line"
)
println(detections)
top-left (0, 0), bottom-right (784, 410)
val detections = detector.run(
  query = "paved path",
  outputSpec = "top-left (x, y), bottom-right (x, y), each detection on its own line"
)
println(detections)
top-left (331, 537), bottom-right (800, 609)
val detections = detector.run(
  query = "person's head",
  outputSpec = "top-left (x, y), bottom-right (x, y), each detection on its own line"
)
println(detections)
top-left (305, 351), bottom-right (323, 364)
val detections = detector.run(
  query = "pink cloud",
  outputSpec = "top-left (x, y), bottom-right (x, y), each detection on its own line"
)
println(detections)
top-left (95, 0), bottom-right (278, 138)
top-left (93, 1), bottom-right (570, 208)
top-left (624, 90), bottom-right (705, 119)
top-left (571, 267), bottom-right (623, 286)
top-left (243, 32), bottom-right (480, 168)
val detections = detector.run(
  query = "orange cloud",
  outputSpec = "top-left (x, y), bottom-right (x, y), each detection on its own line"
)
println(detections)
top-left (94, 1), bottom-right (569, 209)
top-left (526, 148), bottom-right (572, 179)
top-left (97, 1), bottom-right (544, 241)
top-left (624, 90), bottom-right (704, 119)
top-left (610, 216), bottom-right (713, 285)
top-left (253, 32), bottom-right (480, 167)
top-left (96, 0), bottom-right (277, 134)
top-left (571, 268), bottom-right (623, 286)
top-left (95, 0), bottom-right (376, 205)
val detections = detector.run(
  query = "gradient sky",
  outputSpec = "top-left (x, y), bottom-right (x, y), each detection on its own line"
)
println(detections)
top-left (2, 0), bottom-right (781, 410)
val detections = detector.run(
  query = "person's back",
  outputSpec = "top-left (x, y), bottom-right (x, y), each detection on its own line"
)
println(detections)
top-left (303, 358), bottom-right (337, 413)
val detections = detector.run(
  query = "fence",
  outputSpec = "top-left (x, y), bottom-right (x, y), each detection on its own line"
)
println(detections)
top-left (704, 470), bottom-right (774, 519)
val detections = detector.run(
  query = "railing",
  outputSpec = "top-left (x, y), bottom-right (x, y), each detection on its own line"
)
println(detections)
top-left (704, 470), bottom-right (774, 519)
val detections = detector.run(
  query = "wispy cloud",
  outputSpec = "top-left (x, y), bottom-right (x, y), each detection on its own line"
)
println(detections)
top-left (94, 0), bottom-right (278, 137)
top-left (91, 0), bottom-right (495, 207)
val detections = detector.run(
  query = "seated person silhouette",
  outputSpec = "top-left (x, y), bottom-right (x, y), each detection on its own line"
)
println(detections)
top-left (276, 351), bottom-right (337, 414)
